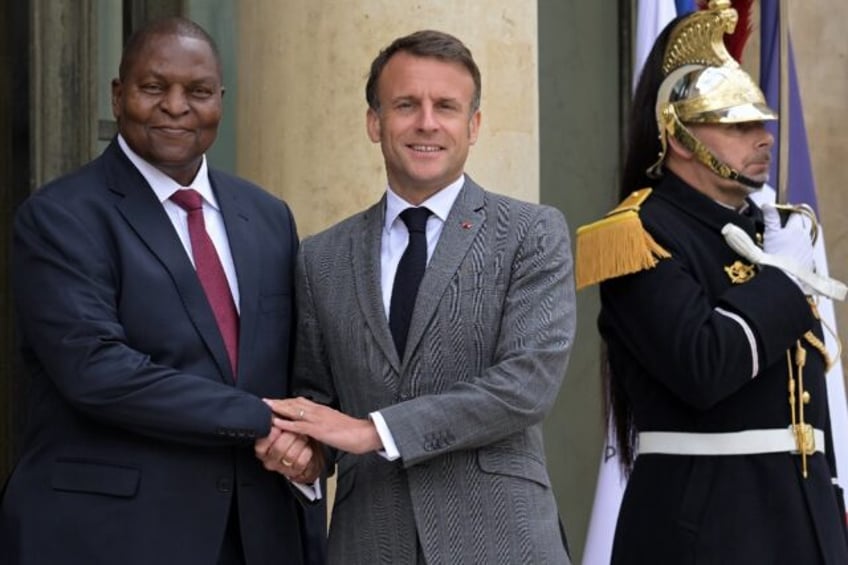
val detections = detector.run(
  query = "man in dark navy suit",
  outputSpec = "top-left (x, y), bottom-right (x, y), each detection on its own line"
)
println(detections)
top-left (0, 17), bottom-right (324, 565)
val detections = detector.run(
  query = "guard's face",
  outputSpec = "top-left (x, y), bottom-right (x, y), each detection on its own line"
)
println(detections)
top-left (366, 52), bottom-right (481, 204)
top-left (689, 121), bottom-right (774, 197)
top-left (112, 33), bottom-right (223, 187)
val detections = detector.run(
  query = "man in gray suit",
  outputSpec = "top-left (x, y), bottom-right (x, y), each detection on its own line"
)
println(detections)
top-left (261, 30), bottom-right (575, 564)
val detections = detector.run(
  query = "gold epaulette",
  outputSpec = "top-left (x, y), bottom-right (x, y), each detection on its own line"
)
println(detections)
top-left (575, 188), bottom-right (671, 289)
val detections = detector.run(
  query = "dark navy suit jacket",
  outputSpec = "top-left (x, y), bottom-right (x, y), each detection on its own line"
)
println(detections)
top-left (1, 140), bottom-right (325, 564)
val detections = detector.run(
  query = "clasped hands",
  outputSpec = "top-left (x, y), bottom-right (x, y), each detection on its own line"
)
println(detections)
top-left (254, 397), bottom-right (383, 483)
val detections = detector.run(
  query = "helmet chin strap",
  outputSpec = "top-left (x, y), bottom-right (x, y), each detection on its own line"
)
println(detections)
top-left (670, 116), bottom-right (765, 190)
top-left (649, 104), bottom-right (765, 190)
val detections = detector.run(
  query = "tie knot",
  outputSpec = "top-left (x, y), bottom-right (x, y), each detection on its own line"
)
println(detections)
top-left (400, 207), bottom-right (431, 233)
top-left (170, 188), bottom-right (204, 212)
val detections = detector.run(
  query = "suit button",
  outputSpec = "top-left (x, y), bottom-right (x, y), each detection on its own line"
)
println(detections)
top-left (399, 392), bottom-right (410, 401)
top-left (217, 478), bottom-right (232, 493)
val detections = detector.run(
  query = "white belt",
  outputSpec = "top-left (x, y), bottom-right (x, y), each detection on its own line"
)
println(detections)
top-left (638, 428), bottom-right (826, 456)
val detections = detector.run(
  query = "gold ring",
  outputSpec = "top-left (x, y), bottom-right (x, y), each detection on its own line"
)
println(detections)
top-left (298, 409), bottom-right (305, 420)
top-left (281, 458), bottom-right (292, 467)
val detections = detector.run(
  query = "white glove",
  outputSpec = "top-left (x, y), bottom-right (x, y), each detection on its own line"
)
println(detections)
top-left (762, 203), bottom-right (815, 269)
top-left (761, 203), bottom-right (815, 291)
top-left (723, 221), bottom-right (847, 300)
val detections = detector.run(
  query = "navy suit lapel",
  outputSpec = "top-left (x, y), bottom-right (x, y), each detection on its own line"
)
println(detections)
top-left (404, 180), bottom-right (484, 361)
top-left (106, 142), bottom-right (235, 383)
top-left (212, 171), bottom-right (258, 386)
top-left (351, 197), bottom-right (402, 373)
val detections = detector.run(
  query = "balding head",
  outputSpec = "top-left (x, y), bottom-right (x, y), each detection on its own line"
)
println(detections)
top-left (119, 17), bottom-right (222, 81)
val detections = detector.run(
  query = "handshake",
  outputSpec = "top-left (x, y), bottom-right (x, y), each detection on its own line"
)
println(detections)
top-left (254, 397), bottom-right (383, 484)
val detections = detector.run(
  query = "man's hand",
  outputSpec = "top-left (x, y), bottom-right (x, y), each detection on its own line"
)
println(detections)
top-left (762, 203), bottom-right (815, 290)
top-left (264, 397), bottom-right (383, 455)
top-left (255, 425), bottom-right (324, 484)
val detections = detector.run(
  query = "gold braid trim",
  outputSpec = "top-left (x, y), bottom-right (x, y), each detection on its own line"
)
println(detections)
top-left (803, 331), bottom-right (833, 372)
top-left (805, 297), bottom-right (842, 372)
top-left (575, 188), bottom-right (671, 289)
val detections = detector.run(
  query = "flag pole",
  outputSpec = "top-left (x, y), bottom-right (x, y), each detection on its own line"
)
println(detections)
top-left (618, 0), bottom-right (632, 179)
top-left (777, 0), bottom-right (790, 203)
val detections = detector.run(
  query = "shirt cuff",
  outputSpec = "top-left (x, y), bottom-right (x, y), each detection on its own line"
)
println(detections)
top-left (290, 478), bottom-right (323, 502)
top-left (369, 411), bottom-right (401, 461)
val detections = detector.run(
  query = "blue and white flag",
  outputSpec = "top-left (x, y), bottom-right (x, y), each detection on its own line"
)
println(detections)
top-left (757, 2), bottom-right (848, 510)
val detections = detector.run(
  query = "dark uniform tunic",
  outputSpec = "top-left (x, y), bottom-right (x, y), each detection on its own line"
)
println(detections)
top-left (600, 173), bottom-right (848, 564)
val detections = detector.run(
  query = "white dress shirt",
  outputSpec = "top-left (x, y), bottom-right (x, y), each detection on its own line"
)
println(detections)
top-left (117, 135), bottom-right (240, 310)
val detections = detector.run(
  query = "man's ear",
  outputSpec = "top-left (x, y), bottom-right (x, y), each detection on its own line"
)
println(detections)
top-left (666, 134), bottom-right (694, 160)
top-left (467, 110), bottom-right (481, 145)
top-left (111, 78), bottom-right (122, 120)
top-left (366, 108), bottom-right (381, 143)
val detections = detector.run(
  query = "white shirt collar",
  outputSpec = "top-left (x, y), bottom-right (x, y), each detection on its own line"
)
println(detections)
top-left (384, 174), bottom-right (465, 233)
top-left (117, 134), bottom-right (218, 209)
top-left (713, 199), bottom-right (751, 215)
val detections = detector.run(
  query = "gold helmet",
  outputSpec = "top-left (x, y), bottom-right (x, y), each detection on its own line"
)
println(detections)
top-left (647, 0), bottom-right (777, 188)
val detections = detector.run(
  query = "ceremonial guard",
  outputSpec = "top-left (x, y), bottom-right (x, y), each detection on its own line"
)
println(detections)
top-left (576, 2), bottom-right (848, 563)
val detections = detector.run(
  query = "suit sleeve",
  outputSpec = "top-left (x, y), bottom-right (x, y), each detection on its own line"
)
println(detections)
top-left (12, 193), bottom-right (272, 446)
top-left (291, 243), bottom-right (340, 472)
top-left (600, 254), bottom-right (815, 410)
top-left (379, 206), bottom-right (576, 466)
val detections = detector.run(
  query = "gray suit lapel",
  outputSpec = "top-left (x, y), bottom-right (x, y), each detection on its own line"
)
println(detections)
top-left (351, 197), bottom-right (402, 372)
top-left (404, 179), bottom-right (485, 362)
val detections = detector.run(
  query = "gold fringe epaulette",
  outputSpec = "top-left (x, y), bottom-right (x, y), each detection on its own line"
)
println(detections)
top-left (575, 188), bottom-right (671, 289)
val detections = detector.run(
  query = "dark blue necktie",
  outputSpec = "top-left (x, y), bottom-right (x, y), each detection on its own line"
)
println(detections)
top-left (389, 207), bottom-right (432, 360)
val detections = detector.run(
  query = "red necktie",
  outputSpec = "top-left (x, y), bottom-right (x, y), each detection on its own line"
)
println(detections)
top-left (170, 189), bottom-right (239, 376)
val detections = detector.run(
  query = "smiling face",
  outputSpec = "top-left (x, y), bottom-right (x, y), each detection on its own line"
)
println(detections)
top-left (112, 32), bottom-right (223, 186)
top-left (669, 121), bottom-right (774, 208)
top-left (366, 52), bottom-right (481, 204)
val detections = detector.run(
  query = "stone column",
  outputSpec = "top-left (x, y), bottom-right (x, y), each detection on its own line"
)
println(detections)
top-left (236, 1), bottom-right (539, 237)
top-left (31, 0), bottom-right (97, 186)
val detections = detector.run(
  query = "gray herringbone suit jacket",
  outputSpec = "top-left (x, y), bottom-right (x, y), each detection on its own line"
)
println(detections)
top-left (293, 178), bottom-right (575, 564)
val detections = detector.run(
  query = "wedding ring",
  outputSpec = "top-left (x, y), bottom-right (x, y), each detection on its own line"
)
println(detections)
top-left (298, 408), bottom-right (305, 420)
top-left (281, 458), bottom-right (292, 467)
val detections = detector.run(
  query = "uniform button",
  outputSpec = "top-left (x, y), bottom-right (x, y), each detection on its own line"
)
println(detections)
top-left (217, 478), bottom-right (232, 493)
